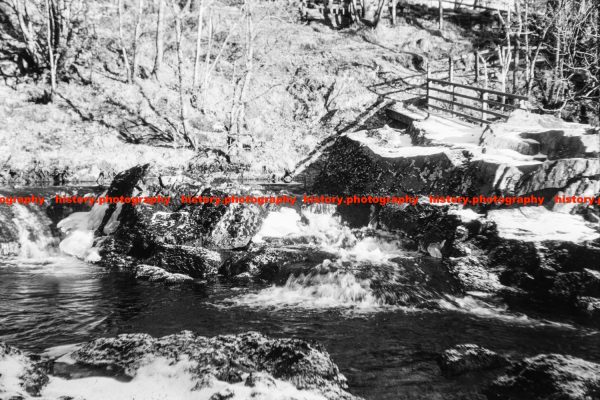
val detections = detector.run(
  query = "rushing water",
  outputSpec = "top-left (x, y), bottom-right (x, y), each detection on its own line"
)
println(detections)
top-left (1, 188), bottom-right (600, 400)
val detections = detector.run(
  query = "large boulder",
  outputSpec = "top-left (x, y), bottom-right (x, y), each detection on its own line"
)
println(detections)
top-left (0, 342), bottom-right (49, 397)
top-left (65, 331), bottom-right (359, 400)
top-left (220, 245), bottom-right (337, 283)
top-left (485, 354), bottom-right (600, 400)
top-left (437, 344), bottom-right (509, 377)
top-left (68, 165), bottom-right (270, 279)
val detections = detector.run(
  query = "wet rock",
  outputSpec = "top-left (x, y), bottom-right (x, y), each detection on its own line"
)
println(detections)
top-left (209, 388), bottom-right (235, 400)
top-left (67, 331), bottom-right (359, 400)
top-left (446, 256), bottom-right (503, 292)
top-left (220, 245), bottom-right (336, 283)
top-left (245, 371), bottom-right (277, 387)
top-left (134, 264), bottom-right (194, 283)
top-left (95, 164), bottom-right (151, 236)
top-left (378, 203), bottom-right (464, 258)
top-left (149, 244), bottom-right (221, 279)
top-left (0, 342), bottom-right (49, 397)
top-left (484, 354), bottom-right (600, 400)
top-left (92, 165), bottom-right (270, 279)
top-left (477, 236), bottom-right (600, 322)
top-left (574, 296), bottom-right (600, 320)
top-left (299, 130), bottom-right (469, 196)
top-left (183, 190), bottom-right (268, 250)
top-left (437, 344), bottom-right (509, 377)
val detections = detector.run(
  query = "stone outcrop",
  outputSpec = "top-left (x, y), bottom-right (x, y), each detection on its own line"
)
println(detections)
top-left (295, 110), bottom-right (600, 323)
top-left (0, 342), bottom-right (49, 398)
top-left (484, 354), bottom-right (600, 400)
top-left (437, 344), bottom-right (509, 377)
top-left (61, 165), bottom-right (271, 280)
top-left (68, 331), bottom-right (355, 398)
top-left (437, 345), bottom-right (600, 400)
top-left (1, 332), bottom-right (359, 399)
top-left (220, 245), bottom-right (337, 283)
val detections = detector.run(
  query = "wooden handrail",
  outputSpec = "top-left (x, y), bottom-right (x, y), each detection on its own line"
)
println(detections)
top-left (428, 78), bottom-right (529, 100)
top-left (427, 104), bottom-right (490, 125)
top-left (428, 86), bottom-right (523, 109)
top-left (427, 95), bottom-right (509, 119)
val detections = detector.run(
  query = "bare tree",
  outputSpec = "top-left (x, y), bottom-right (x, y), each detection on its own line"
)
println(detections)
top-left (170, 0), bottom-right (196, 149)
top-left (118, 0), bottom-right (132, 83)
top-left (192, 0), bottom-right (205, 87)
top-left (44, 0), bottom-right (56, 99)
top-left (228, 0), bottom-right (254, 149)
top-left (132, 0), bottom-right (144, 81)
top-left (152, 0), bottom-right (165, 76)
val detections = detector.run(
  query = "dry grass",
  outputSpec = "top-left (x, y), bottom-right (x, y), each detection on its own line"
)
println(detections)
top-left (0, 0), bottom-right (470, 181)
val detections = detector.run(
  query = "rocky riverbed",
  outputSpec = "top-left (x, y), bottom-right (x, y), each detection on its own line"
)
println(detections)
top-left (1, 109), bottom-right (599, 399)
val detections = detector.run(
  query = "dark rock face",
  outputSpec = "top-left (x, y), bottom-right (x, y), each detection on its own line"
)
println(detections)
top-left (520, 129), bottom-right (598, 160)
top-left (437, 344), bottom-right (509, 377)
top-left (0, 342), bottom-right (49, 397)
top-left (491, 239), bottom-right (600, 322)
top-left (220, 245), bottom-right (336, 283)
top-left (485, 354), bottom-right (600, 400)
top-left (302, 134), bottom-right (469, 196)
top-left (445, 256), bottom-right (502, 292)
top-left (0, 207), bottom-right (20, 256)
top-left (91, 165), bottom-right (268, 280)
top-left (66, 331), bottom-right (359, 400)
top-left (95, 164), bottom-right (151, 236)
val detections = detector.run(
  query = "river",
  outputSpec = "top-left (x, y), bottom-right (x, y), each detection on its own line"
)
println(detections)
top-left (1, 187), bottom-right (599, 399)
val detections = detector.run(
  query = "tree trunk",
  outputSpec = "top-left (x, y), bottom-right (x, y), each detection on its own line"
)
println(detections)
top-left (171, 0), bottom-right (194, 149)
top-left (118, 0), bottom-right (132, 84)
top-left (132, 0), bottom-right (144, 81)
top-left (44, 0), bottom-right (57, 100)
top-left (13, 0), bottom-right (42, 70)
top-left (438, 0), bottom-right (443, 30)
top-left (152, 0), bottom-right (165, 76)
top-left (372, 0), bottom-right (385, 27)
top-left (193, 0), bottom-right (205, 87)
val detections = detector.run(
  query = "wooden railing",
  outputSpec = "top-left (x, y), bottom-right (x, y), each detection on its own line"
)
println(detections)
top-left (426, 78), bottom-right (528, 125)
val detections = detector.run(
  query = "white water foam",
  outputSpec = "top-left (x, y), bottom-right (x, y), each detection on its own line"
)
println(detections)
top-left (40, 356), bottom-right (328, 400)
top-left (0, 351), bottom-right (29, 398)
top-left (254, 207), bottom-right (405, 264)
top-left (438, 294), bottom-right (578, 329)
top-left (233, 263), bottom-right (382, 310)
top-left (236, 207), bottom-right (410, 310)
top-left (57, 192), bottom-right (115, 262)
top-left (12, 204), bottom-right (56, 259)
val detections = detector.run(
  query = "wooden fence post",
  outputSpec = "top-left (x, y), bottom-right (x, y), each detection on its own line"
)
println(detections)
top-left (448, 56), bottom-right (454, 82)
top-left (481, 91), bottom-right (488, 123)
top-left (426, 61), bottom-right (430, 109)
top-left (513, 47), bottom-right (520, 94)
top-left (475, 51), bottom-right (480, 82)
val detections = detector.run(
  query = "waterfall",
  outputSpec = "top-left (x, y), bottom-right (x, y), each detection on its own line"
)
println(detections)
top-left (11, 204), bottom-right (57, 259)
